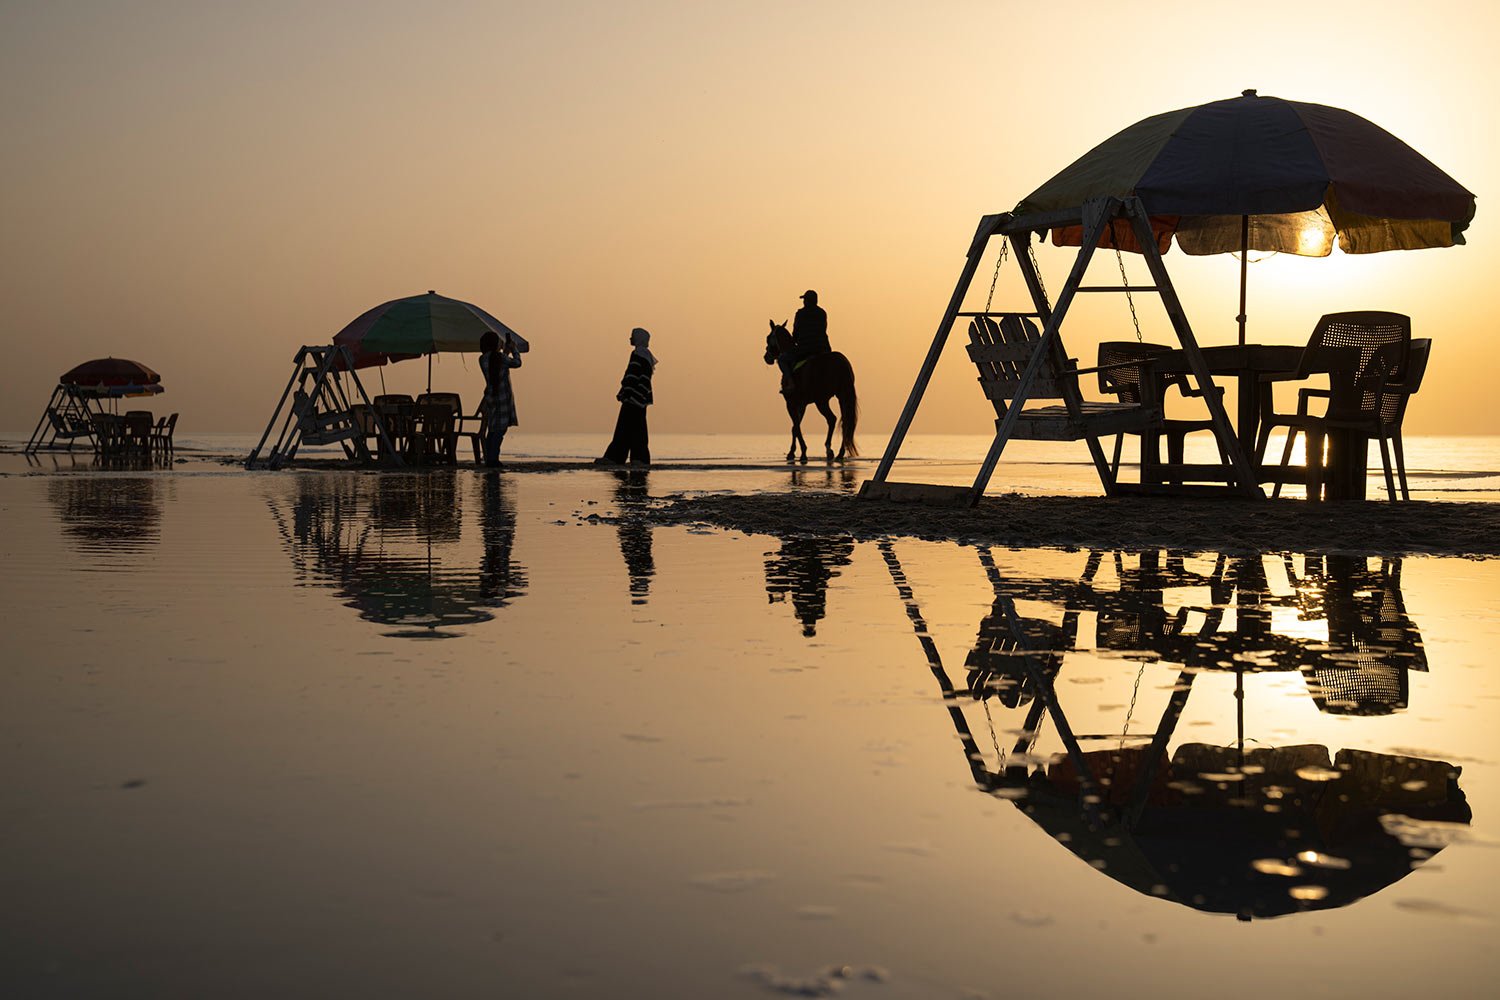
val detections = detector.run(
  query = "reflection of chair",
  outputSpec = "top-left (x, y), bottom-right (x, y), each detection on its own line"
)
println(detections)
top-left (1256, 311), bottom-right (1411, 499)
top-left (1097, 342), bottom-right (1225, 484)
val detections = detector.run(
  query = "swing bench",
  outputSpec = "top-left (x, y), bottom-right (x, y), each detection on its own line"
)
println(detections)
top-left (966, 313), bottom-right (1163, 442)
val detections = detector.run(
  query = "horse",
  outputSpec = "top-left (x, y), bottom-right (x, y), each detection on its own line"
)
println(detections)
top-left (763, 320), bottom-right (858, 464)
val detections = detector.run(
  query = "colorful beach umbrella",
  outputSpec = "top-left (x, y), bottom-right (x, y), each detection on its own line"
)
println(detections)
top-left (59, 357), bottom-right (165, 397)
top-left (1014, 90), bottom-right (1477, 342)
top-left (332, 290), bottom-right (530, 369)
top-left (60, 357), bottom-right (161, 388)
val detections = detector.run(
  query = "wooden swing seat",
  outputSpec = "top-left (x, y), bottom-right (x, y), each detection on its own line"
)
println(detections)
top-left (968, 314), bottom-right (1161, 441)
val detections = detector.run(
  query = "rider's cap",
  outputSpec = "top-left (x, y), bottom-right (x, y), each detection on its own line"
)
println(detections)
top-left (800, 289), bottom-right (817, 300)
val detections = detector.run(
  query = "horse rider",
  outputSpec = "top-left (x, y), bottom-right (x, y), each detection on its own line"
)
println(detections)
top-left (779, 289), bottom-right (831, 393)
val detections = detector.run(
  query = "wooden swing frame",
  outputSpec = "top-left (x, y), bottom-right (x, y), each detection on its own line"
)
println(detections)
top-left (861, 196), bottom-right (1263, 504)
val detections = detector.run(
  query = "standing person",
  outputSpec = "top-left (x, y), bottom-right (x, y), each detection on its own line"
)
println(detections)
top-left (479, 329), bottom-right (521, 468)
top-left (596, 327), bottom-right (655, 467)
top-left (779, 289), bottom-right (830, 392)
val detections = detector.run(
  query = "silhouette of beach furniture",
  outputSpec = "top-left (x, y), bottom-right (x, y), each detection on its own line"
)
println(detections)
top-left (26, 357), bottom-right (165, 455)
top-left (1095, 341), bottom-right (1232, 485)
top-left (150, 412), bottom-right (178, 456)
top-left (122, 411), bottom-right (154, 454)
top-left (967, 313), bottom-right (1163, 448)
top-left (865, 92), bottom-right (1474, 504)
top-left (1255, 312), bottom-right (1412, 500)
top-left (415, 392), bottom-right (464, 464)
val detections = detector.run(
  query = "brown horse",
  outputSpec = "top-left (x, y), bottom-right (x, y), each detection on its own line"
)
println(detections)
top-left (763, 320), bottom-right (858, 463)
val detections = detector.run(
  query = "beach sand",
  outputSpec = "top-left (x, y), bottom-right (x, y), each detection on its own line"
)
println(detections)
top-left (640, 491), bottom-right (1500, 558)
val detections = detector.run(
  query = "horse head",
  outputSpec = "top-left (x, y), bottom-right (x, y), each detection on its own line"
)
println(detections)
top-left (764, 319), bottom-right (791, 365)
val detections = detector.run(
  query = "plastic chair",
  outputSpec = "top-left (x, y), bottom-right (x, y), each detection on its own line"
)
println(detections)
top-left (123, 411), bottom-right (154, 454)
top-left (1097, 341), bottom-right (1227, 484)
top-left (151, 413), bottom-right (178, 455)
top-left (1254, 312), bottom-right (1411, 499)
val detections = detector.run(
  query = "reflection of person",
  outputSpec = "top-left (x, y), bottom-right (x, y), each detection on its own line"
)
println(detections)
top-left (612, 471), bottom-right (655, 605)
top-left (778, 289), bottom-right (831, 390)
top-left (479, 330), bottom-right (522, 468)
top-left (478, 471), bottom-right (528, 608)
top-left (596, 327), bottom-right (655, 467)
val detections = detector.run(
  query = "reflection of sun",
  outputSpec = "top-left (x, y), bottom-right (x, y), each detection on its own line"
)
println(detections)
top-left (1272, 607), bottom-right (1328, 642)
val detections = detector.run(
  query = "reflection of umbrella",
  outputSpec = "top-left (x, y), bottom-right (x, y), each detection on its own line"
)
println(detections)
top-left (60, 357), bottom-right (164, 396)
top-left (333, 290), bottom-right (530, 372)
top-left (1016, 91), bottom-right (1476, 343)
top-left (1029, 743), bottom-right (1470, 920)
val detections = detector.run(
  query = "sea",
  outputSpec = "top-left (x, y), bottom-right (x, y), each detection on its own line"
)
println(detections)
top-left (3, 431), bottom-right (1500, 998)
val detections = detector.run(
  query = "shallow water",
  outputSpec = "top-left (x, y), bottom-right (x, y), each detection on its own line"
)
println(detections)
top-left (4, 466), bottom-right (1500, 998)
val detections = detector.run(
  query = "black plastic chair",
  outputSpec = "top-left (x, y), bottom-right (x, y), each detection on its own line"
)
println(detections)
top-left (1254, 312), bottom-right (1411, 499)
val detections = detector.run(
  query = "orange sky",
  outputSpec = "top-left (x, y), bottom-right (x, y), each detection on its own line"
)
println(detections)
top-left (1, 1), bottom-right (1495, 437)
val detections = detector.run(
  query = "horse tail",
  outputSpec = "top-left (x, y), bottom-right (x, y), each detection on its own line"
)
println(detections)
top-left (835, 355), bottom-right (859, 458)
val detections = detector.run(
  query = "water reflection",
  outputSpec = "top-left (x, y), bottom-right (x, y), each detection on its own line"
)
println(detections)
top-left (611, 471), bottom-right (655, 606)
top-left (764, 536), bottom-right (855, 636)
top-left (788, 465), bottom-right (859, 493)
top-left (880, 541), bottom-right (1470, 920)
top-left (269, 472), bottom-right (526, 638)
top-left (48, 476), bottom-right (165, 558)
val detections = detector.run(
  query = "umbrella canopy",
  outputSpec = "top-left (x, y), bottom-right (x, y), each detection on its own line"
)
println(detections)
top-left (333, 290), bottom-right (530, 369)
top-left (60, 357), bottom-right (163, 395)
top-left (1016, 90), bottom-right (1476, 257)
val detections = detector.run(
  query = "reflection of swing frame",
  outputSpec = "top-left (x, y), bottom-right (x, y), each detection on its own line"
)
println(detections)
top-left (863, 196), bottom-right (1262, 503)
top-left (879, 540), bottom-right (1467, 918)
top-left (880, 543), bottom-right (1432, 828)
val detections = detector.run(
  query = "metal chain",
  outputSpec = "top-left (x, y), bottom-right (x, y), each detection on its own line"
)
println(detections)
top-left (1119, 660), bottom-right (1146, 748)
top-left (1115, 248), bottom-right (1144, 342)
top-left (983, 699), bottom-right (1005, 768)
top-left (1026, 242), bottom-right (1050, 310)
top-left (983, 240), bottom-right (1010, 313)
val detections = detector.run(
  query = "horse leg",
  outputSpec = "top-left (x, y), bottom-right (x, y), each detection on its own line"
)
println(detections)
top-left (790, 401), bottom-right (811, 464)
top-left (786, 399), bottom-right (805, 463)
top-left (815, 398), bottom-right (837, 462)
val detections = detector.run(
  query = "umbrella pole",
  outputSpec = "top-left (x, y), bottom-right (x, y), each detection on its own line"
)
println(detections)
top-left (427, 354), bottom-right (432, 395)
top-left (1237, 215), bottom-right (1249, 346)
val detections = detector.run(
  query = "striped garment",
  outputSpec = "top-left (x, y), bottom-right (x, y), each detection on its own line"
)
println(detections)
top-left (616, 352), bottom-right (654, 408)
top-left (481, 350), bottom-right (521, 428)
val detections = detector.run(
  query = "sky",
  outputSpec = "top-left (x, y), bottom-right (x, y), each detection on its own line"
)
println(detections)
top-left (2, 0), bottom-right (1496, 438)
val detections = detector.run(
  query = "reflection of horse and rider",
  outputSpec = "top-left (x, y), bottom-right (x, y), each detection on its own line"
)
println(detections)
top-left (879, 540), bottom-right (1468, 920)
top-left (763, 534), bottom-right (855, 637)
top-left (763, 290), bottom-right (859, 464)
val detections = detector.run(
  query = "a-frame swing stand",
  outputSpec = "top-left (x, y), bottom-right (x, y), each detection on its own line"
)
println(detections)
top-left (245, 344), bottom-right (399, 470)
top-left (861, 196), bottom-right (1263, 504)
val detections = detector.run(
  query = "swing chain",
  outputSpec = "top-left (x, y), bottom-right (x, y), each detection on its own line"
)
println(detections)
top-left (1115, 248), bottom-right (1144, 343)
top-left (983, 239), bottom-right (1010, 313)
top-left (1119, 660), bottom-right (1146, 748)
top-left (1026, 242), bottom-right (1050, 310)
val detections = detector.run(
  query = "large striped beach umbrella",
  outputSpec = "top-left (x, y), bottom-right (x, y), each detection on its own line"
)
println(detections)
top-left (332, 290), bottom-right (530, 371)
top-left (1015, 91), bottom-right (1477, 342)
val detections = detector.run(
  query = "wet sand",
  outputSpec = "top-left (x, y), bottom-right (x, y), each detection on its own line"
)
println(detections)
top-left (641, 491), bottom-right (1500, 558)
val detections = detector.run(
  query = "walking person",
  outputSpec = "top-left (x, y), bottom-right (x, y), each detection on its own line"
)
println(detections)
top-left (479, 329), bottom-right (521, 468)
top-left (596, 327), bottom-right (656, 467)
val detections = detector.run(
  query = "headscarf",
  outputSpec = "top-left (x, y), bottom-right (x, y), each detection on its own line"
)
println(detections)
top-left (630, 327), bottom-right (657, 369)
